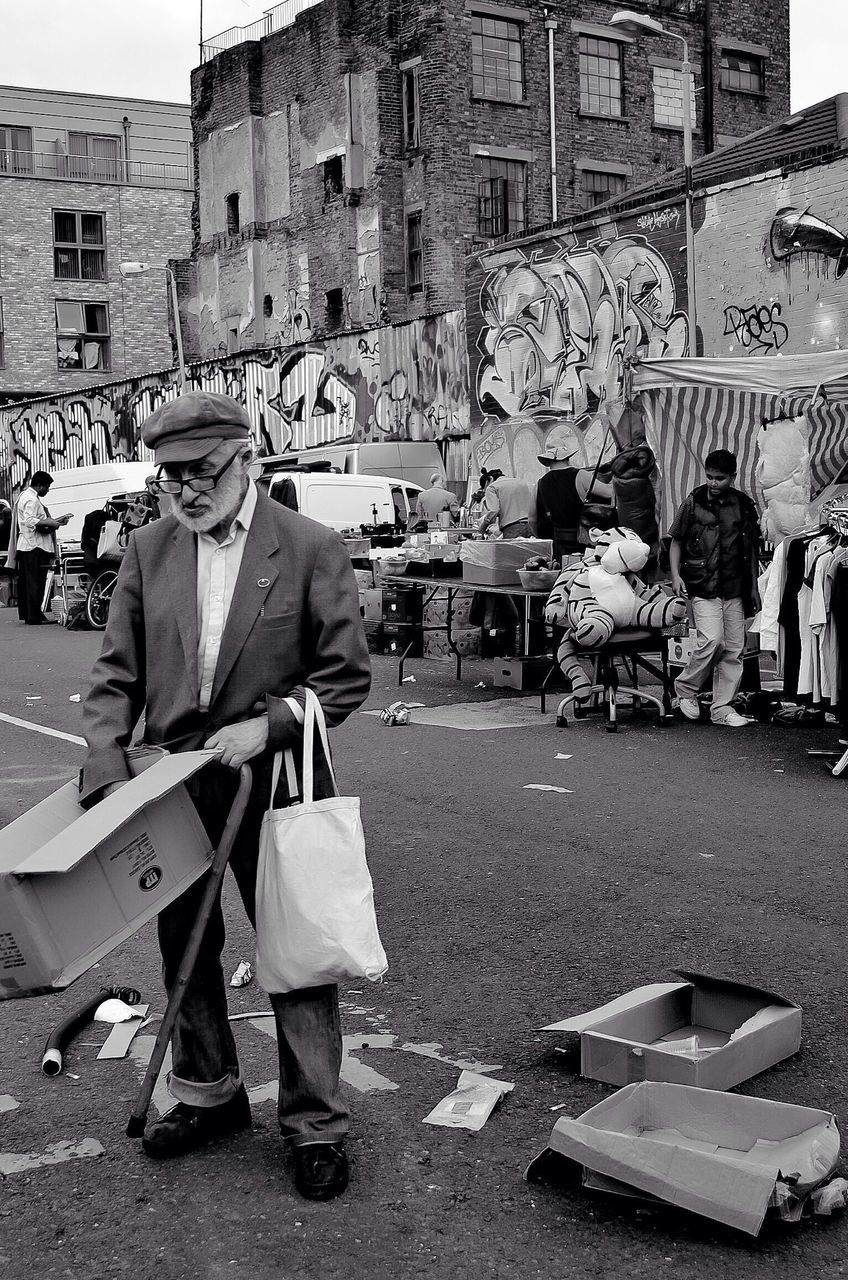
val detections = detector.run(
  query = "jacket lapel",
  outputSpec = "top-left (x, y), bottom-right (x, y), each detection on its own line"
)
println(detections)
top-left (210, 496), bottom-right (280, 705)
top-left (167, 523), bottom-right (200, 700)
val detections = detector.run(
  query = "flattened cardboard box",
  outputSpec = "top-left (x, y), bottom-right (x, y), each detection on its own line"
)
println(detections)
top-left (0, 750), bottom-right (217, 999)
top-left (526, 1081), bottom-right (840, 1237)
top-left (542, 971), bottom-right (801, 1090)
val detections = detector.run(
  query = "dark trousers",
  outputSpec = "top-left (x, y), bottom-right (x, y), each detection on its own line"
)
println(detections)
top-left (157, 762), bottom-right (348, 1145)
top-left (16, 548), bottom-right (52, 623)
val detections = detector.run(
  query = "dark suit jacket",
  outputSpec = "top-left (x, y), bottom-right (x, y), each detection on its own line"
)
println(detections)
top-left (80, 490), bottom-right (371, 807)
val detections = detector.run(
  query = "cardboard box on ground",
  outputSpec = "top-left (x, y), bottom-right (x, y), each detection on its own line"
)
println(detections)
top-left (0, 749), bottom-right (217, 999)
top-left (527, 1081), bottom-right (840, 1237)
top-left (542, 971), bottom-right (802, 1090)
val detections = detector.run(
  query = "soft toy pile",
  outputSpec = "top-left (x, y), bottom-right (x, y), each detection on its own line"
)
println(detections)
top-left (544, 527), bottom-right (687, 698)
top-left (755, 414), bottom-right (815, 542)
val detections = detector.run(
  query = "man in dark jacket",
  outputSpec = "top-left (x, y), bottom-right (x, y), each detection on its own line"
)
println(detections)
top-left (79, 391), bottom-right (371, 1200)
top-left (535, 442), bottom-right (613, 559)
top-left (669, 449), bottom-right (761, 727)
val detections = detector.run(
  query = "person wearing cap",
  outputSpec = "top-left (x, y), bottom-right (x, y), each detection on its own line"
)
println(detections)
top-left (78, 391), bottom-right (371, 1200)
top-left (407, 471), bottom-right (460, 531)
top-left (14, 471), bottom-right (72, 624)
top-left (535, 441), bottom-right (614, 560)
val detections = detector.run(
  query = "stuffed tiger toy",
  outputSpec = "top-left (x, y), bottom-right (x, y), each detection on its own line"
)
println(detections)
top-left (544, 527), bottom-right (687, 698)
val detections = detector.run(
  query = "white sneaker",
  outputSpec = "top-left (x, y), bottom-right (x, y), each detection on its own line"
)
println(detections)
top-left (711, 708), bottom-right (753, 727)
top-left (675, 696), bottom-right (701, 721)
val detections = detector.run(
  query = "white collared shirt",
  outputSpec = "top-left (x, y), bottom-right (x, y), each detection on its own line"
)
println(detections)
top-left (16, 488), bottom-right (54, 554)
top-left (196, 479), bottom-right (258, 711)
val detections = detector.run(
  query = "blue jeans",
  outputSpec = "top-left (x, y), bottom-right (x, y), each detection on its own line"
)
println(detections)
top-left (157, 762), bottom-right (348, 1145)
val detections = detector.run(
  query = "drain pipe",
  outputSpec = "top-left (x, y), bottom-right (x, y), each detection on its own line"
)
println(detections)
top-left (545, 10), bottom-right (558, 223)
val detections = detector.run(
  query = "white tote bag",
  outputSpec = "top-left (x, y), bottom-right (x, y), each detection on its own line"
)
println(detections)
top-left (255, 688), bottom-right (388, 994)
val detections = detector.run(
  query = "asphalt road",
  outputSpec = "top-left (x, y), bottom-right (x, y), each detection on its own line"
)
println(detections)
top-left (0, 606), bottom-right (845, 1279)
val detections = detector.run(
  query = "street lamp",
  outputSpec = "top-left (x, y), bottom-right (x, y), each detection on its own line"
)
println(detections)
top-left (119, 261), bottom-right (187, 389)
top-left (608, 10), bottom-right (697, 352)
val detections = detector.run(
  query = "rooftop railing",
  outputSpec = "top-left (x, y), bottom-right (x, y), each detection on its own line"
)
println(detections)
top-left (201, 0), bottom-right (324, 61)
top-left (0, 150), bottom-right (192, 190)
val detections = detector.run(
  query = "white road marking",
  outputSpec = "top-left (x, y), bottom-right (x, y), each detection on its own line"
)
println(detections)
top-left (0, 1095), bottom-right (19, 1113)
top-left (0, 712), bottom-right (86, 746)
top-left (0, 1138), bottom-right (104, 1175)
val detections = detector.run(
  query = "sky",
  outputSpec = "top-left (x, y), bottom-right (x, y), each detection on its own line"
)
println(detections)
top-left (0, 0), bottom-right (843, 113)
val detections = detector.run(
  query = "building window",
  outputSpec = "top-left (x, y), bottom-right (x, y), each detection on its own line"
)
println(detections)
top-left (403, 65), bottom-right (420, 150)
top-left (580, 168), bottom-right (627, 211)
top-left (225, 193), bottom-right (240, 234)
top-left (226, 321), bottom-right (241, 354)
top-left (720, 50), bottom-right (764, 94)
top-left (652, 66), bottom-right (696, 130)
top-left (53, 210), bottom-right (106, 281)
top-left (55, 300), bottom-right (110, 371)
top-left (406, 211), bottom-right (424, 293)
top-left (263, 293), bottom-right (274, 319)
top-left (471, 13), bottom-right (524, 103)
top-left (325, 288), bottom-right (344, 328)
top-left (579, 36), bottom-right (623, 118)
top-left (0, 124), bottom-right (33, 174)
top-left (323, 155), bottom-right (345, 200)
top-left (476, 155), bottom-right (526, 238)
top-left (0, 298), bottom-right (4, 369)
top-left (67, 132), bottom-right (121, 181)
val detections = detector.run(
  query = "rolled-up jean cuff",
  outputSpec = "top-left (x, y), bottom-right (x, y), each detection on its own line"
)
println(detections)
top-left (288, 1132), bottom-right (348, 1149)
top-left (167, 1069), bottom-right (242, 1108)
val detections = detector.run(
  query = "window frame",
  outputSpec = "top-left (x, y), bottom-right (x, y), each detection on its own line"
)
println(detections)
top-left (579, 167), bottom-right (627, 212)
top-left (55, 299), bottom-right (111, 373)
top-left (402, 62), bottom-right (421, 151)
top-left (52, 209), bottom-right (107, 282)
top-left (719, 48), bottom-right (765, 95)
top-left (578, 34), bottom-right (624, 120)
top-left (406, 209), bottom-right (424, 294)
top-left (476, 155), bottom-right (527, 238)
top-left (67, 131), bottom-right (122, 181)
top-left (651, 64), bottom-right (697, 131)
top-left (0, 124), bottom-right (33, 174)
top-left (225, 192), bottom-right (241, 235)
top-left (471, 12), bottom-right (525, 104)
top-left (0, 297), bottom-right (5, 369)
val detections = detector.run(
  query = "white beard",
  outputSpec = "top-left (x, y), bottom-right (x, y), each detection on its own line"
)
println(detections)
top-left (170, 469), bottom-right (248, 536)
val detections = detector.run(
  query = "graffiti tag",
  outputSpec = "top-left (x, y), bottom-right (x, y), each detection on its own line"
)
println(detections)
top-left (635, 208), bottom-right (682, 234)
top-left (723, 302), bottom-right (789, 354)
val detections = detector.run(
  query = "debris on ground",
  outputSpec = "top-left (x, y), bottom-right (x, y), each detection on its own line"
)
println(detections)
top-left (230, 960), bottom-right (254, 988)
top-left (422, 1070), bottom-right (514, 1131)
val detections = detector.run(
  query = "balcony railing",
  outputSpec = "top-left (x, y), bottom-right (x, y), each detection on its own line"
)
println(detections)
top-left (0, 149), bottom-right (192, 190)
top-left (201, 0), bottom-right (324, 61)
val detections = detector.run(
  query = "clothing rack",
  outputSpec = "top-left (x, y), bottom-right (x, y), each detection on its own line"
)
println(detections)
top-left (807, 499), bottom-right (848, 777)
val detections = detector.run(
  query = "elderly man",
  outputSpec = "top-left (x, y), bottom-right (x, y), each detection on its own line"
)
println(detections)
top-left (79, 391), bottom-right (371, 1200)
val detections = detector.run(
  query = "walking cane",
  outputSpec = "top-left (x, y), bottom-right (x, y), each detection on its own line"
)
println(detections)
top-left (126, 762), bottom-right (253, 1138)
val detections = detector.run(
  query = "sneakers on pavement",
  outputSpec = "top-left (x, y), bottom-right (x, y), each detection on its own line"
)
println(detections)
top-left (675, 696), bottom-right (701, 721)
top-left (711, 708), bottom-right (753, 727)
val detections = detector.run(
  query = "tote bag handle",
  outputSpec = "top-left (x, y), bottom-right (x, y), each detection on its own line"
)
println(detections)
top-left (269, 688), bottom-right (339, 807)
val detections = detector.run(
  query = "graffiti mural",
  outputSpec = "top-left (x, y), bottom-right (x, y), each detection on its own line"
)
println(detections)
top-left (0, 311), bottom-right (470, 500)
top-left (697, 159), bottom-right (848, 357)
top-left (722, 301), bottom-right (789, 354)
top-left (470, 228), bottom-right (689, 430)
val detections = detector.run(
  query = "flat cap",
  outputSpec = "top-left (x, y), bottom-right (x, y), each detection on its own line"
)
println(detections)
top-left (141, 391), bottom-right (252, 463)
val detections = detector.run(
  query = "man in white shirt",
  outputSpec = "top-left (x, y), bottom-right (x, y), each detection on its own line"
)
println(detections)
top-left (79, 392), bottom-right (370, 1201)
top-left (15, 471), bottom-right (71, 624)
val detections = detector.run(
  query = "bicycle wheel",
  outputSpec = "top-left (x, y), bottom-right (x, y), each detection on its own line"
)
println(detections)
top-left (86, 569), bottom-right (118, 630)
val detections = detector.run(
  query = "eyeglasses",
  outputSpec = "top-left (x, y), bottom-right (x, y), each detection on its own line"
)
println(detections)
top-left (148, 450), bottom-right (241, 496)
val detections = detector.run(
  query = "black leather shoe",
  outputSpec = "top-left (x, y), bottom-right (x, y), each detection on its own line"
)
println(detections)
top-left (141, 1085), bottom-right (251, 1159)
top-left (293, 1142), bottom-right (349, 1201)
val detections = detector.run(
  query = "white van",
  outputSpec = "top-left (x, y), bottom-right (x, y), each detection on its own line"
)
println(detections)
top-left (260, 442), bottom-right (445, 491)
top-left (44, 462), bottom-right (155, 551)
top-left (255, 468), bottom-right (422, 532)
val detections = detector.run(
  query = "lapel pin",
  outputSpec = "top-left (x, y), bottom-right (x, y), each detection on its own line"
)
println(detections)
top-left (257, 578), bottom-right (270, 588)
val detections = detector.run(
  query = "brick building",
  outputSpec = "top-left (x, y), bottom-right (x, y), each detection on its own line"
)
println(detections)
top-left (181, 0), bottom-right (788, 357)
top-left (0, 85), bottom-right (193, 401)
